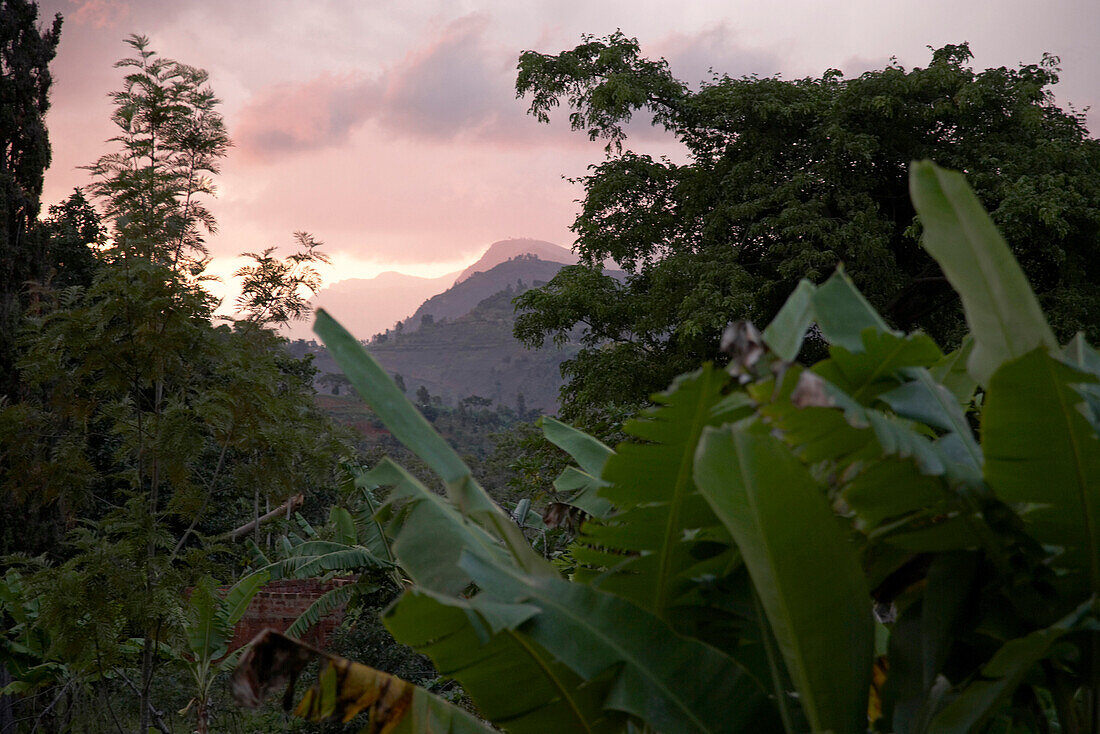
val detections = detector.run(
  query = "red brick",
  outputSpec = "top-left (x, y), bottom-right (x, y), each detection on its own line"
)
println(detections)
top-left (226, 577), bottom-right (353, 653)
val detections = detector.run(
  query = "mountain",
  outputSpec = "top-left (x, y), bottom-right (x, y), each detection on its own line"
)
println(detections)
top-left (454, 238), bottom-right (575, 282)
top-left (286, 269), bottom-right (459, 341)
top-left (298, 242), bottom-right (623, 412)
top-left (403, 254), bottom-right (567, 332)
top-left (306, 282), bottom-right (578, 412)
top-left (287, 238), bottom-right (576, 341)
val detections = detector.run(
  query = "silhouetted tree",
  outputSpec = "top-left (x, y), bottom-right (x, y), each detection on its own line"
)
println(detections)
top-left (40, 189), bottom-right (103, 290)
top-left (0, 0), bottom-right (62, 397)
top-left (84, 34), bottom-right (230, 273)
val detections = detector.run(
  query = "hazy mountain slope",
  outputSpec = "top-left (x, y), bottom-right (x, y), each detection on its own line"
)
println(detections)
top-left (454, 238), bottom-right (575, 282)
top-left (285, 269), bottom-right (459, 340)
top-left (307, 285), bottom-right (577, 412)
top-left (300, 250), bottom-right (625, 411)
top-left (286, 238), bottom-right (575, 341)
top-left (403, 255), bottom-right (567, 331)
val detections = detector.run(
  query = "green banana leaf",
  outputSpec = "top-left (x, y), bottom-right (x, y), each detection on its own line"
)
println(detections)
top-left (460, 551), bottom-right (778, 734)
top-left (927, 600), bottom-right (1093, 734)
top-left (811, 268), bottom-right (895, 351)
top-left (385, 588), bottom-right (621, 733)
top-left (315, 309), bottom-right (545, 574)
top-left (286, 584), bottom-right (357, 638)
top-left (695, 426), bottom-right (873, 734)
top-left (185, 579), bottom-right (227, 661)
top-left (330, 506), bottom-right (357, 546)
top-left (542, 415), bottom-right (613, 476)
top-left (573, 365), bottom-right (750, 619)
top-left (909, 160), bottom-right (1056, 385)
top-left (542, 416), bottom-right (615, 519)
top-left (982, 348), bottom-right (1100, 599)
top-left (262, 540), bottom-right (389, 580)
top-left (364, 458), bottom-right (515, 595)
top-left (761, 279), bottom-right (816, 361)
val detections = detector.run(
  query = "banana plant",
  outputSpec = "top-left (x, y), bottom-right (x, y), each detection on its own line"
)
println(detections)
top-left (246, 465), bottom-right (403, 638)
top-left (0, 569), bottom-right (68, 697)
top-left (235, 160), bottom-right (1100, 734)
top-left (176, 571), bottom-right (268, 734)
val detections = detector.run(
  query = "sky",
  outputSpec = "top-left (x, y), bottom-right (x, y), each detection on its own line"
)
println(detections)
top-left (35, 0), bottom-right (1100, 310)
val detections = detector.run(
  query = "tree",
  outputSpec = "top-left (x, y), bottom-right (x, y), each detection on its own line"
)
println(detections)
top-left (39, 189), bottom-right (103, 290)
top-left (72, 38), bottom-right (234, 727)
top-left (84, 34), bottom-right (229, 273)
top-left (233, 231), bottom-right (330, 327)
top-left (460, 394), bottom-right (493, 409)
top-left (0, 0), bottom-right (62, 398)
top-left (319, 371), bottom-right (352, 395)
top-left (514, 37), bottom-right (1100, 420)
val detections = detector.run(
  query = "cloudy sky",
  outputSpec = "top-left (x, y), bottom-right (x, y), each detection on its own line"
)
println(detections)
top-left (35, 0), bottom-right (1100, 305)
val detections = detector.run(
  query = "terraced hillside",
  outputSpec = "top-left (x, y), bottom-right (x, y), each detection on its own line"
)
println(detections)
top-left (305, 284), bottom-right (578, 412)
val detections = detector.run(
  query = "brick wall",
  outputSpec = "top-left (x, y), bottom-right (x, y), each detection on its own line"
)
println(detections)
top-left (228, 578), bottom-right (354, 652)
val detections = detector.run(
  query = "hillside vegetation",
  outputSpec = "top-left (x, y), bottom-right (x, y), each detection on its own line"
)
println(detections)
top-left (306, 275), bottom-right (578, 411)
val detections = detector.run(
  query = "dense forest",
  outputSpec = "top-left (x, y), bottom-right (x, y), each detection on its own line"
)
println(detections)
top-left (5, 2), bottom-right (1100, 733)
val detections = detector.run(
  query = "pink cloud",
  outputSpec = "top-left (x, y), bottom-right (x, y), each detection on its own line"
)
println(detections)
top-left (234, 17), bottom-right (805, 166)
top-left (654, 24), bottom-right (782, 86)
top-left (234, 72), bottom-right (379, 160)
top-left (377, 14), bottom-right (504, 139)
top-left (66, 0), bottom-right (129, 28)
top-left (233, 13), bottom-right (585, 161)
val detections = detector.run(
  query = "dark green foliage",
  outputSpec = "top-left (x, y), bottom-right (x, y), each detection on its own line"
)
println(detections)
top-left (39, 189), bottom-right (103, 290)
top-left (515, 36), bottom-right (1100, 417)
top-left (234, 231), bottom-right (330, 327)
top-left (0, 0), bottom-right (61, 398)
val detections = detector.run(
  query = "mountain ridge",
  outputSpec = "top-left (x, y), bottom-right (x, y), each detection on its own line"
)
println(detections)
top-left (403, 254), bottom-right (568, 332)
top-left (454, 238), bottom-right (575, 283)
top-left (289, 238), bottom-right (576, 340)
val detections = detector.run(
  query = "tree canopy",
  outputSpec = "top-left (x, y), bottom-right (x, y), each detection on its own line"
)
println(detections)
top-left (0, 0), bottom-right (61, 397)
top-left (513, 36), bottom-right (1100, 421)
top-left (84, 34), bottom-right (230, 273)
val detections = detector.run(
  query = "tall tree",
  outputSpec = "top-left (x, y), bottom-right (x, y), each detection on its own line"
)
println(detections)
top-left (0, 0), bottom-right (61, 397)
top-left (514, 37), bottom-right (1100, 422)
top-left (0, 35), bottom-right (346, 731)
top-left (84, 34), bottom-right (230, 274)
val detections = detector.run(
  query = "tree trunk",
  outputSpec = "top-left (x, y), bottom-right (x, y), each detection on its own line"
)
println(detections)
top-left (218, 494), bottom-right (305, 542)
top-left (196, 697), bottom-right (209, 734)
top-left (138, 637), bottom-right (153, 734)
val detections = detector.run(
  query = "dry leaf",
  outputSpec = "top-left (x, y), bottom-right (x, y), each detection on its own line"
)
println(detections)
top-left (233, 629), bottom-right (413, 733)
top-left (790, 370), bottom-right (835, 408)
top-left (720, 320), bottom-right (766, 380)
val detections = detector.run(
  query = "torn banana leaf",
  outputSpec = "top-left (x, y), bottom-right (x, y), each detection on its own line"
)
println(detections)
top-left (232, 629), bottom-right (494, 734)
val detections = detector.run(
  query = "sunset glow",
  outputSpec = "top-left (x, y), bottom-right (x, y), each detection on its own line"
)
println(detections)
top-left (38, 0), bottom-right (1098, 300)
